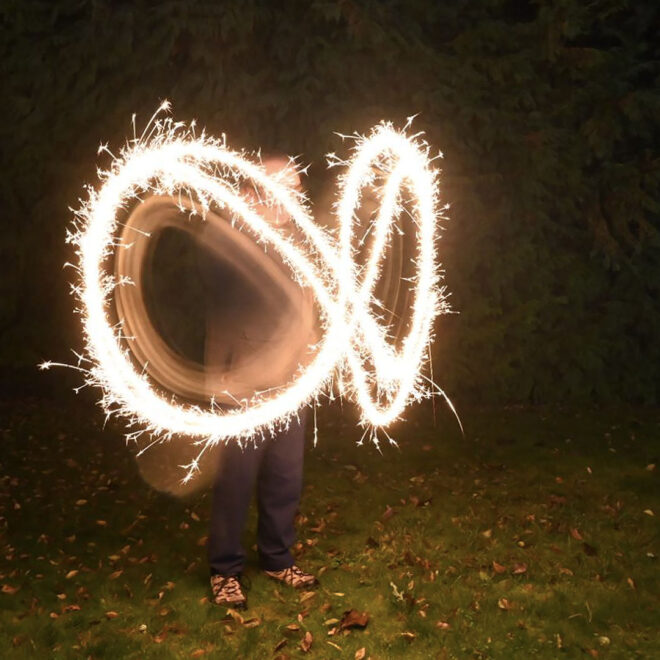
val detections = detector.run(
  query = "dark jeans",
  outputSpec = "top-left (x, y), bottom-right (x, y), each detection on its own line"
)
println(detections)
top-left (207, 412), bottom-right (306, 576)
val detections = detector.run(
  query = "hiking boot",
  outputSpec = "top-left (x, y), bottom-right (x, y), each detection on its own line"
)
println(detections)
top-left (263, 565), bottom-right (318, 589)
top-left (210, 574), bottom-right (247, 609)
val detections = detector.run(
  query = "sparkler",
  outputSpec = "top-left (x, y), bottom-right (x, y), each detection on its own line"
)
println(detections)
top-left (44, 103), bottom-right (449, 480)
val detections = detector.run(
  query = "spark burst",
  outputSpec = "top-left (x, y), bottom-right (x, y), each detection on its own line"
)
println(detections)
top-left (45, 103), bottom-right (450, 481)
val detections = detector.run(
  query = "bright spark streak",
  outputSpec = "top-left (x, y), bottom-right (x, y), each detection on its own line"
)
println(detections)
top-left (64, 107), bottom-right (448, 479)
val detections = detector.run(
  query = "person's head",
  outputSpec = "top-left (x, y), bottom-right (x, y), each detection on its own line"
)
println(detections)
top-left (244, 155), bottom-right (302, 227)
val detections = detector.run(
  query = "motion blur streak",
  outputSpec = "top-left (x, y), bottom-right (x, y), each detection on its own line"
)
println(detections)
top-left (42, 103), bottom-right (447, 480)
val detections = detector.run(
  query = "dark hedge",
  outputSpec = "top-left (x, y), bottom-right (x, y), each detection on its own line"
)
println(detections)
top-left (1, 0), bottom-right (659, 404)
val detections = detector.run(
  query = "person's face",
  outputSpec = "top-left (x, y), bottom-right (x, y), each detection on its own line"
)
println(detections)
top-left (246, 157), bottom-right (302, 227)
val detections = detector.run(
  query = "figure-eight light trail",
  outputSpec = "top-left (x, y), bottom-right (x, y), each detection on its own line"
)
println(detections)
top-left (42, 103), bottom-right (449, 481)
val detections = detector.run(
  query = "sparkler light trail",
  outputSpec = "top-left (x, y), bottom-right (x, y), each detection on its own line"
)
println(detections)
top-left (44, 103), bottom-right (449, 481)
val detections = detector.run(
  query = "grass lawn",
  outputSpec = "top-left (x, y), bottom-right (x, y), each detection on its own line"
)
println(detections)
top-left (1, 393), bottom-right (658, 658)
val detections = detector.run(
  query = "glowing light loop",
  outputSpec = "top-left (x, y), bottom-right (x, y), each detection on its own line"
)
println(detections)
top-left (49, 107), bottom-right (446, 476)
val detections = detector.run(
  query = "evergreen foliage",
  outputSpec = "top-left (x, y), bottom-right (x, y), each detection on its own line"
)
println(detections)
top-left (1, 0), bottom-right (659, 403)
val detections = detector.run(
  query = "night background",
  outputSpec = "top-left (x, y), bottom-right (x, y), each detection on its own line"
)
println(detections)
top-left (1, 1), bottom-right (659, 658)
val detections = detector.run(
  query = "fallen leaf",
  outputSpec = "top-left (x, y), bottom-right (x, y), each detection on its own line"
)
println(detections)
top-left (190, 650), bottom-right (205, 658)
top-left (1, 584), bottom-right (19, 594)
top-left (512, 563), bottom-right (528, 575)
top-left (243, 617), bottom-right (260, 628)
top-left (340, 609), bottom-right (370, 630)
top-left (436, 621), bottom-right (451, 630)
top-left (570, 528), bottom-right (584, 541)
top-left (285, 623), bottom-right (300, 633)
top-left (497, 597), bottom-right (511, 610)
top-left (273, 639), bottom-right (287, 652)
top-left (355, 647), bottom-right (366, 660)
top-left (400, 631), bottom-right (416, 641)
top-left (109, 570), bottom-right (123, 580)
top-left (381, 505), bottom-right (395, 522)
top-left (492, 561), bottom-right (506, 574)
top-left (75, 499), bottom-right (87, 506)
top-left (299, 590), bottom-right (316, 603)
top-left (327, 641), bottom-right (342, 651)
top-left (643, 509), bottom-right (654, 517)
top-left (226, 609), bottom-right (244, 624)
top-left (96, 520), bottom-right (107, 527)
top-left (105, 611), bottom-right (119, 619)
top-left (300, 631), bottom-right (313, 653)
top-left (627, 577), bottom-right (636, 590)
top-left (63, 604), bottom-right (81, 613)
top-left (65, 570), bottom-right (78, 580)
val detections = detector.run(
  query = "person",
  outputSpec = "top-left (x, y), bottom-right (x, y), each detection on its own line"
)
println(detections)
top-left (204, 157), bottom-right (318, 609)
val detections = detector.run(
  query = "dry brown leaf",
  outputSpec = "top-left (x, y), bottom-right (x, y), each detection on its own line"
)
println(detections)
top-left (62, 604), bottom-right (81, 613)
top-left (299, 590), bottom-right (316, 603)
top-left (497, 597), bottom-right (511, 610)
top-left (226, 609), bottom-right (244, 624)
top-left (570, 528), bottom-right (584, 541)
top-left (400, 632), bottom-right (416, 642)
top-left (340, 609), bottom-right (370, 630)
top-left (285, 623), bottom-right (300, 633)
top-left (109, 570), bottom-right (123, 580)
top-left (105, 611), bottom-right (119, 619)
top-left (355, 647), bottom-right (366, 660)
top-left (512, 563), bottom-right (528, 575)
top-left (1, 584), bottom-right (19, 594)
top-left (274, 639), bottom-right (288, 652)
top-left (65, 570), bottom-right (78, 580)
top-left (243, 617), bottom-right (261, 628)
top-left (190, 650), bottom-right (205, 658)
top-left (627, 577), bottom-right (636, 590)
top-left (436, 621), bottom-right (451, 629)
top-left (492, 561), bottom-right (506, 574)
top-left (300, 631), bottom-right (313, 653)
